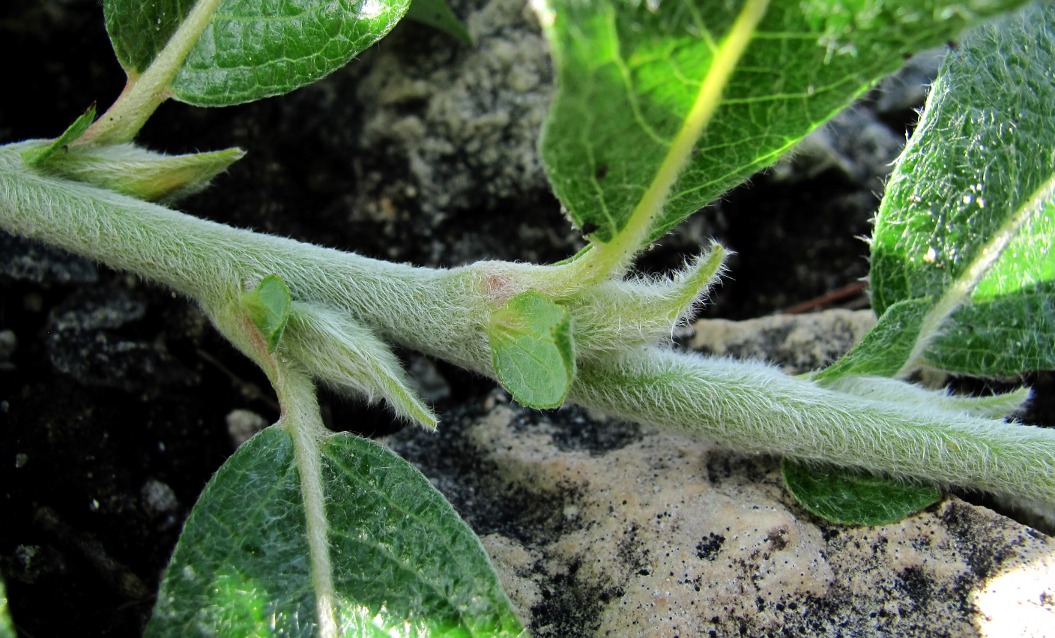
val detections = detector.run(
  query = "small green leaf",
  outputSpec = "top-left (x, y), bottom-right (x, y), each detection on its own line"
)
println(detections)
top-left (29, 143), bottom-right (244, 203)
top-left (147, 427), bottom-right (524, 637)
top-left (487, 291), bottom-right (575, 409)
top-left (0, 576), bottom-right (14, 638)
top-left (539, 0), bottom-right (1028, 250)
top-left (869, 2), bottom-right (1055, 377)
top-left (104, 0), bottom-right (410, 107)
top-left (21, 103), bottom-right (97, 167)
top-left (782, 459), bottom-right (942, 526)
top-left (242, 275), bottom-right (292, 352)
top-left (407, 0), bottom-right (473, 45)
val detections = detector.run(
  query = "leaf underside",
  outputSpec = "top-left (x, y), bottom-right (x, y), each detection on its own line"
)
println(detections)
top-left (539, 0), bottom-right (1029, 245)
top-left (783, 459), bottom-right (942, 526)
top-left (868, 2), bottom-right (1055, 376)
top-left (104, 0), bottom-right (410, 106)
top-left (147, 428), bottom-right (524, 637)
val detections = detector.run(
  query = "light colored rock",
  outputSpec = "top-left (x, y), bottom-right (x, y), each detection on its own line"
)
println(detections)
top-left (388, 395), bottom-right (1055, 637)
top-left (388, 308), bottom-right (1053, 636)
top-left (225, 409), bottom-right (269, 447)
top-left (689, 309), bottom-right (876, 373)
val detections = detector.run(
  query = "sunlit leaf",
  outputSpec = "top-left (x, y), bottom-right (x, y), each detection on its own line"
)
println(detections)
top-left (867, 3), bottom-right (1055, 376)
top-left (147, 427), bottom-right (524, 636)
top-left (539, 0), bottom-right (1028, 248)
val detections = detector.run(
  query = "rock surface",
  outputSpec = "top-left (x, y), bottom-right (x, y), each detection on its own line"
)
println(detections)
top-left (688, 309), bottom-right (876, 374)
top-left (387, 310), bottom-right (1055, 636)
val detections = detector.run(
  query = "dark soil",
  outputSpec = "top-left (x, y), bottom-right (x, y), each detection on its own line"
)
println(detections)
top-left (0, 1), bottom-right (1050, 637)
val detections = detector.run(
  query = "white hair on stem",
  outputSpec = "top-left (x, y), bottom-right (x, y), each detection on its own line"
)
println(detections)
top-left (571, 348), bottom-right (1055, 509)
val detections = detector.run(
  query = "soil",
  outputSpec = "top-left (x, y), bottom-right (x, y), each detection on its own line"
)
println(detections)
top-left (0, 1), bottom-right (1050, 636)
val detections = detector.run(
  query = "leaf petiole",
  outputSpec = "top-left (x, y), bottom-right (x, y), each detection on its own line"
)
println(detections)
top-left (82, 0), bottom-right (223, 145)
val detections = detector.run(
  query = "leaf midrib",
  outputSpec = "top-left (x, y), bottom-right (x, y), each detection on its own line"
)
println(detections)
top-left (569, 0), bottom-right (771, 287)
top-left (897, 171), bottom-right (1055, 376)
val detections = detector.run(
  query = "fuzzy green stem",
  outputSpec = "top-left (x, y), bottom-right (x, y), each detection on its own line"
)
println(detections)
top-left (206, 304), bottom-right (338, 637)
top-left (572, 349), bottom-right (1055, 506)
top-left (3, 141), bottom-right (1054, 510)
top-left (0, 142), bottom-right (492, 372)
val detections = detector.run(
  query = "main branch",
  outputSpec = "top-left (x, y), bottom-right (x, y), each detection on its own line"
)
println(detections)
top-left (3, 142), bottom-right (1054, 514)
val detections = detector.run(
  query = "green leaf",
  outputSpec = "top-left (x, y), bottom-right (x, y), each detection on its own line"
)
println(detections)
top-left (0, 576), bottom-right (14, 638)
top-left (782, 459), bottom-right (942, 526)
top-left (27, 142), bottom-right (244, 203)
top-left (21, 103), bottom-right (96, 167)
top-left (104, 0), bottom-right (410, 107)
top-left (869, 3), bottom-right (1055, 377)
top-left (242, 274), bottom-right (292, 352)
top-left (814, 298), bottom-right (930, 380)
top-left (147, 427), bottom-right (524, 637)
top-left (487, 291), bottom-right (575, 409)
top-left (407, 0), bottom-right (473, 45)
top-left (538, 0), bottom-right (1028, 250)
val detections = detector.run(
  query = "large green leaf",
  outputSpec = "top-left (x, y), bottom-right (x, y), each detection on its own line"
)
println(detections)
top-left (147, 427), bottom-right (524, 637)
top-left (539, 0), bottom-right (1028, 246)
top-left (868, 2), bottom-right (1055, 376)
top-left (104, 0), bottom-right (409, 106)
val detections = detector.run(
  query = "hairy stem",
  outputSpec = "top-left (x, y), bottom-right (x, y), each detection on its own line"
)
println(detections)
top-left (573, 349), bottom-right (1055, 505)
top-left (0, 142), bottom-right (492, 372)
top-left (3, 141), bottom-right (1053, 509)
